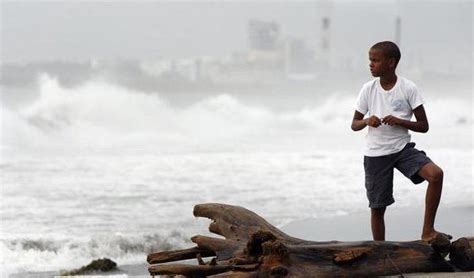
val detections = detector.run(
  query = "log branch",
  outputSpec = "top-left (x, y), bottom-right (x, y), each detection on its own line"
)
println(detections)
top-left (147, 246), bottom-right (215, 264)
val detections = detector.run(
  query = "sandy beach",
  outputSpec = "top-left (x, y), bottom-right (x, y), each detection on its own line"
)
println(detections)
top-left (280, 204), bottom-right (474, 242)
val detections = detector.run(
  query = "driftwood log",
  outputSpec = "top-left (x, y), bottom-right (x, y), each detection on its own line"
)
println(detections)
top-left (147, 203), bottom-right (473, 277)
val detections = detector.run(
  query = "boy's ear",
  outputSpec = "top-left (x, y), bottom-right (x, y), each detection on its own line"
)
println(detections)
top-left (388, 57), bottom-right (397, 68)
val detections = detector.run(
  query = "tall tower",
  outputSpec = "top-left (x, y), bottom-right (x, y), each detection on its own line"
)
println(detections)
top-left (321, 16), bottom-right (330, 53)
top-left (317, 0), bottom-right (333, 71)
top-left (395, 16), bottom-right (401, 45)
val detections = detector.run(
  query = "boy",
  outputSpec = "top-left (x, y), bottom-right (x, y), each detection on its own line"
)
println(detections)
top-left (351, 41), bottom-right (449, 242)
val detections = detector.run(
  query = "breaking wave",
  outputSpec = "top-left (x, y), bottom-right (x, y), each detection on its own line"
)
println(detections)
top-left (3, 73), bottom-right (471, 156)
top-left (0, 231), bottom-right (188, 275)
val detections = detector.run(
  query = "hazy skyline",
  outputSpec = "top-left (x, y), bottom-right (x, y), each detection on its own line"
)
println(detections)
top-left (1, 1), bottom-right (472, 72)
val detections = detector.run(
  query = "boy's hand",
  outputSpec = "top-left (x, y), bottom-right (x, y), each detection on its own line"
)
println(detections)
top-left (365, 115), bottom-right (382, 127)
top-left (382, 115), bottom-right (402, 126)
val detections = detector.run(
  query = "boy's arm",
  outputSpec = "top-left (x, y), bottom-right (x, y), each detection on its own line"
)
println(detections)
top-left (351, 110), bottom-right (381, 131)
top-left (382, 105), bottom-right (429, 133)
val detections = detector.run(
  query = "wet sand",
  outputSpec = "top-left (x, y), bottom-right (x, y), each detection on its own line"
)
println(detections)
top-left (280, 205), bottom-right (473, 242)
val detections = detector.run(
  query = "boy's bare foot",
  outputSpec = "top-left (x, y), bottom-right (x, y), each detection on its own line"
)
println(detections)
top-left (421, 230), bottom-right (453, 242)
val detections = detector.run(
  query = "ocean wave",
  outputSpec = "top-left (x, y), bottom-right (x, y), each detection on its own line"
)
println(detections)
top-left (0, 231), bottom-right (189, 274)
top-left (4, 239), bottom-right (63, 252)
top-left (3, 74), bottom-right (470, 155)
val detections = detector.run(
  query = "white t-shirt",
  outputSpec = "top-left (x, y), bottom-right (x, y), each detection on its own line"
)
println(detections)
top-left (355, 76), bottom-right (425, 157)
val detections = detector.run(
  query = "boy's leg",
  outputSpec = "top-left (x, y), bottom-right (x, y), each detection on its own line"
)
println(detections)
top-left (371, 207), bottom-right (386, 241)
top-left (416, 162), bottom-right (444, 241)
top-left (364, 154), bottom-right (396, 241)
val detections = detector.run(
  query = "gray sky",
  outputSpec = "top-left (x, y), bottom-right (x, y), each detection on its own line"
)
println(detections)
top-left (0, 0), bottom-right (472, 72)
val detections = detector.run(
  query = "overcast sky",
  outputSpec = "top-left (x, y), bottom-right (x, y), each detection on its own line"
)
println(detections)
top-left (0, 0), bottom-right (472, 71)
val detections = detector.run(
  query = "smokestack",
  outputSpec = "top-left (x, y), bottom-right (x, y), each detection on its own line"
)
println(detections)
top-left (321, 16), bottom-right (330, 52)
top-left (395, 16), bottom-right (401, 45)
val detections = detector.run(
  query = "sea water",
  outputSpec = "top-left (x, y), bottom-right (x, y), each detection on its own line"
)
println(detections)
top-left (1, 74), bottom-right (472, 275)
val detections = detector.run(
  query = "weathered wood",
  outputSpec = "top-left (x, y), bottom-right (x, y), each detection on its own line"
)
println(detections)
top-left (147, 203), bottom-right (470, 277)
top-left (192, 203), bottom-right (304, 244)
top-left (449, 237), bottom-right (474, 271)
top-left (148, 263), bottom-right (233, 276)
top-left (429, 232), bottom-right (453, 257)
top-left (147, 246), bottom-right (215, 264)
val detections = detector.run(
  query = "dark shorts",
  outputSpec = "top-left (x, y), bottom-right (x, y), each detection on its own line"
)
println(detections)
top-left (364, 142), bottom-right (432, 208)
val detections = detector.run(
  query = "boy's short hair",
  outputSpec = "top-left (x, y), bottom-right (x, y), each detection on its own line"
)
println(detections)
top-left (371, 41), bottom-right (401, 66)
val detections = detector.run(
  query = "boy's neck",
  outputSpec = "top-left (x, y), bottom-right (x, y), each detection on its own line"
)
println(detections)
top-left (379, 73), bottom-right (397, 91)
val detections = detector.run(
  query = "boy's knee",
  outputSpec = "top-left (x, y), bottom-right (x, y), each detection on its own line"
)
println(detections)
top-left (421, 163), bottom-right (443, 184)
top-left (428, 167), bottom-right (443, 183)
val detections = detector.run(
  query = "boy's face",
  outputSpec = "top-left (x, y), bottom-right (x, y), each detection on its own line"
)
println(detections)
top-left (368, 48), bottom-right (395, 77)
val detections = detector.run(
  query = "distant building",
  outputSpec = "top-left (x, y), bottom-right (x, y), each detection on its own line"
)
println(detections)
top-left (285, 38), bottom-right (315, 74)
top-left (248, 19), bottom-right (280, 51)
top-left (246, 19), bottom-right (284, 70)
